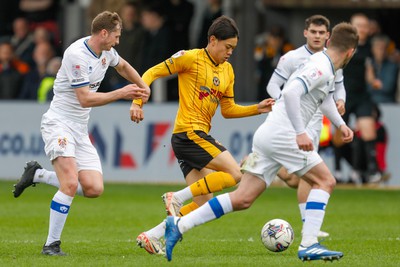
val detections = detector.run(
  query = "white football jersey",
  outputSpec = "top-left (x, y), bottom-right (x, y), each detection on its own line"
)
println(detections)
top-left (49, 36), bottom-right (120, 123)
top-left (273, 45), bottom-right (344, 143)
top-left (274, 45), bottom-right (313, 80)
top-left (267, 51), bottom-right (337, 133)
top-left (275, 45), bottom-right (344, 84)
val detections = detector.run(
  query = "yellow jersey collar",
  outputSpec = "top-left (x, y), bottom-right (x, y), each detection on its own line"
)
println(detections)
top-left (204, 48), bottom-right (219, 67)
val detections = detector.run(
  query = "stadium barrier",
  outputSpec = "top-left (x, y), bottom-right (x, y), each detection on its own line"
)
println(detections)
top-left (0, 101), bottom-right (399, 186)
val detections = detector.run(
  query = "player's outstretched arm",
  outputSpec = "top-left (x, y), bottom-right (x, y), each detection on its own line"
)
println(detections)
top-left (75, 84), bottom-right (147, 108)
top-left (115, 57), bottom-right (151, 103)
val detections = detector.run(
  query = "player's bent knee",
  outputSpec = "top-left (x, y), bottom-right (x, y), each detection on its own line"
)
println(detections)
top-left (84, 184), bottom-right (104, 198)
top-left (286, 175), bottom-right (299, 189)
top-left (327, 177), bottom-right (337, 190)
top-left (286, 181), bottom-right (298, 189)
top-left (64, 180), bottom-right (79, 193)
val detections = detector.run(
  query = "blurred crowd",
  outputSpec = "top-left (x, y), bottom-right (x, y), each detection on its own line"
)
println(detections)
top-left (2, 1), bottom-right (399, 106)
top-left (0, 0), bottom-right (61, 101)
top-left (0, 0), bottom-right (223, 102)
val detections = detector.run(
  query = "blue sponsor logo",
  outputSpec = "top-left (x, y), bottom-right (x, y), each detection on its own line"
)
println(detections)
top-left (0, 133), bottom-right (45, 156)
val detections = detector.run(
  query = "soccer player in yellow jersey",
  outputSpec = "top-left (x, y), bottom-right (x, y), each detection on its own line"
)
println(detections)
top-left (133, 15), bottom-right (274, 255)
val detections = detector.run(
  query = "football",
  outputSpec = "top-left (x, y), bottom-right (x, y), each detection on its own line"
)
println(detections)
top-left (261, 218), bottom-right (294, 252)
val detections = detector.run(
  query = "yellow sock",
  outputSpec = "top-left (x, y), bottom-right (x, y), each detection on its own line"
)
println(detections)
top-left (189, 172), bottom-right (237, 197)
top-left (178, 201), bottom-right (199, 217)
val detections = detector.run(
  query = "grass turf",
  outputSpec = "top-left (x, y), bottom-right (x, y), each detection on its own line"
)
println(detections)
top-left (0, 180), bottom-right (399, 267)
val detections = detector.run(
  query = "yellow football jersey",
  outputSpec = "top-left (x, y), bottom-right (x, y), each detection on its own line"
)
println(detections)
top-left (142, 48), bottom-right (259, 134)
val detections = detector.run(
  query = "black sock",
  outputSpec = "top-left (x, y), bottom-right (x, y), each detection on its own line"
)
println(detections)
top-left (364, 140), bottom-right (378, 174)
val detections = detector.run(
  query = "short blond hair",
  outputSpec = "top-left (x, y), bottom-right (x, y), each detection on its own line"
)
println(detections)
top-left (91, 11), bottom-right (122, 34)
top-left (329, 22), bottom-right (359, 52)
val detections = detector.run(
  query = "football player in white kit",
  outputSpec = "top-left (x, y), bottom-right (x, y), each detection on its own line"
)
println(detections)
top-left (163, 22), bottom-right (358, 262)
top-left (267, 15), bottom-right (346, 238)
top-left (13, 11), bottom-right (150, 255)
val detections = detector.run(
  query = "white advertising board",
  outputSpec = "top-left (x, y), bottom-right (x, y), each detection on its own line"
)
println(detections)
top-left (0, 102), bottom-right (264, 183)
top-left (0, 102), bottom-right (398, 186)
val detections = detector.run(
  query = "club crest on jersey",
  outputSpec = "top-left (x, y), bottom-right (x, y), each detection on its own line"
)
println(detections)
top-left (213, 77), bottom-right (220, 86)
top-left (72, 65), bottom-right (81, 77)
top-left (101, 57), bottom-right (107, 68)
top-left (308, 68), bottom-right (322, 80)
top-left (58, 137), bottom-right (68, 149)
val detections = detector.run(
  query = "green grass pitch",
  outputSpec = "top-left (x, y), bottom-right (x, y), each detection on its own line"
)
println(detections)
top-left (1, 180), bottom-right (399, 267)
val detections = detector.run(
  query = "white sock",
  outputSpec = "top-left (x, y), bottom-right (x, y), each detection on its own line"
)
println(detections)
top-left (34, 168), bottom-right (58, 186)
top-left (173, 186), bottom-right (193, 203)
top-left (45, 190), bottom-right (74, 246)
top-left (178, 193), bottom-right (233, 234)
top-left (34, 169), bottom-right (84, 196)
top-left (299, 203), bottom-right (306, 222)
top-left (301, 189), bottom-right (330, 247)
top-left (146, 221), bottom-right (166, 239)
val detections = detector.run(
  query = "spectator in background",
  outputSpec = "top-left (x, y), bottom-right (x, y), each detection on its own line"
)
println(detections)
top-left (366, 34), bottom-right (398, 103)
top-left (368, 18), bottom-right (380, 37)
top-left (0, 42), bottom-right (30, 99)
top-left (104, 1), bottom-right (146, 91)
top-left (19, 41), bottom-right (54, 100)
top-left (0, 1), bottom-right (21, 38)
top-left (339, 13), bottom-right (381, 184)
top-left (164, 0), bottom-right (194, 101)
top-left (139, 2), bottom-right (173, 102)
top-left (196, 0), bottom-right (222, 48)
top-left (353, 104), bottom-right (390, 184)
top-left (37, 56), bottom-right (61, 103)
top-left (87, 0), bottom-right (126, 25)
top-left (140, 2), bottom-right (172, 75)
top-left (118, 1), bottom-right (145, 71)
top-left (19, 0), bottom-right (58, 25)
top-left (33, 26), bottom-right (52, 44)
top-left (19, 0), bottom-right (61, 47)
top-left (10, 17), bottom-right (35, 67)
top-left (166, 0), bottom-right (194, 51)
top-left (368, 18), bottom-right (400, 65)
top-left (333, 104), bottom-right (389, 185)
top-left (254, 25), bottom-right (294, 100)
top-left (33, 26), bottom-right (61, 56)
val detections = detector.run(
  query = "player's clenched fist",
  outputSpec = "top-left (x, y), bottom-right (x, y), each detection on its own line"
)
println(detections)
top-left (296, 132), bottom-right (314, 151)
top-left (338, 124), bottom-right (353, 143)
top-left (120, 84), bottom-right (150, 101)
